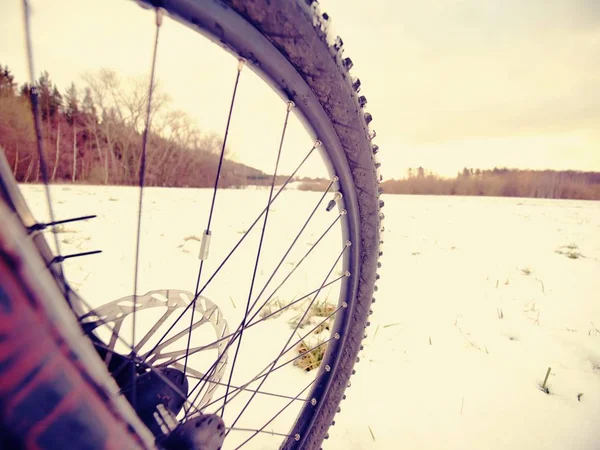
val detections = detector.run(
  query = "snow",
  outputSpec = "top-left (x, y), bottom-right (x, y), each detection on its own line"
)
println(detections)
top-left (331, 195), bottom-right (600, 450)
top-left (18, 185), bottom-right (600, 449)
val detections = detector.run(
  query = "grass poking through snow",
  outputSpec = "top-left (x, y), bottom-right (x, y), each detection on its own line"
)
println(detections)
top-left (368, 426), bottom-right (376, 441)
top-left (556, 243), bottom-right (584, 260)
top-left (259, 298), bottom-right (289, 320)
top-left (520, 267), bottom-right (532, 276)
top-left (288, 298), bottom-right (336, 329)
top-left (51, 224), bottom-right (77, 234)
top-left (311, 299), bottom-right (336, 317)
top-left (294, 337), bottom-right (327, 372)
top-left (540, 367), bottom-right (552, 394)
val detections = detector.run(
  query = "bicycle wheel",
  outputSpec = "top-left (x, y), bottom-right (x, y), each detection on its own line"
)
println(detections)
top-left (0, 0), bottom-right (383, 449)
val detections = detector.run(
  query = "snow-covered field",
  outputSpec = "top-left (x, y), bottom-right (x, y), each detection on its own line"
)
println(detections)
top-left (19, 185), bottom-right (600, 449)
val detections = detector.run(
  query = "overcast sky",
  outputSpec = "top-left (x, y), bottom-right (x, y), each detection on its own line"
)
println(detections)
top-left (1, 0), bottom-right (599, 178)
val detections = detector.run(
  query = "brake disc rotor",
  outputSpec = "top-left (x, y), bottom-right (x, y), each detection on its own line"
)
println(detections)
top-left (80, 289), bottom-right (229, 410)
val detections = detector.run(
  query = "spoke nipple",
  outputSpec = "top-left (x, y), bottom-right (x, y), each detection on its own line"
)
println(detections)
top-left (333, 175), bottom-right (339, 182)
top-left (314, 139), bottom-right (322, 148)
top-left (325, 364), bottom-right (331, 372)
top-left (287, 100), bottom-right (295, 111)
top-left (311, 398), bottom-right (317, 406)
top-left (155, 8), bottom-right (165, 26)
top-left (326, 191), bottom-right (343, 212)
top-left (334, 332), bottom-right (341, 339)
top-left (342, 302), bottom-right (347, 309)
top-left (237, 58), bottom-right (246, 71)
top-left (341, 209), bottom-right (347, 216)
top-left (295, 433), bottom-right (301, 441)
top-left (199, 230), bottom-right (212, 261)
top-left (345, 240), bottom-right (352, 247)
top-left (345, 270), bottom-right (351, 277)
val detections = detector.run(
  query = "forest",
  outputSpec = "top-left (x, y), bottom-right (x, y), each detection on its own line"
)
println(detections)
top-left (0, 63), bottom-right (286, 188)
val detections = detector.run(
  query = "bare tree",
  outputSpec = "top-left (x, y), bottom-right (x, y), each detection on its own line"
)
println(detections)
top-left (51, 122), bottom-right (60, 181)
top-left (81, 69), bottom-right (170, 184)
top-left (72, 126), bottom-right (77, 182)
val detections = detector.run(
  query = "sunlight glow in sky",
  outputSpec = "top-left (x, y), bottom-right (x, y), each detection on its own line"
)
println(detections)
top-left (1, 0), bottom-right (598, 178)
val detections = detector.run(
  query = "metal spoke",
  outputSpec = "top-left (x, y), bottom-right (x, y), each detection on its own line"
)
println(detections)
top-left (204, 323), bottom-right (338, 414)
top-left (78, 298), bottom-right (135, 349)
top-left (148, 275), bottom-right (344, 372)
top-left (223, 101), bottom-right (294, 416)
top-left (101, 291), bottom-right (226, 394)
top-left (182, 369), bottom-right (309, 403)
top-left (131, 8), bottom-right (163, 409)
top-left (187, 211), bottom-right (344, 402)
top-left (226, 242), bottom-right (348, 431)
top-left (89, 339), bottom-right (202, 417)
top-left (104, 320), bottom-right (123, 366)
top-left (80, 302), bottom-right (202, 415)
top-left (48, 250), bottom-right (102, 265)
top-left (247, 210), bottom-right (343, 324)
top-left (143, 306), bottom-right (218, 362)
top-left (145, 318), bottom-right (221, 367)
top-left (227, 427), bottom-right (294, 439)
top-left (183, 59), bottom-right (245, 376)
top-left (279, 312), bottom-right (341, 365)
top-left (18, 6), bottom-right (182, 414)
top-left (21, 0), bottom-right (70, 303)
top-left (206, 303), bottom-right (340, 414)
top-left (90, 338), bottom-right (136, 360)
top-left (190, 243), bottom-right (346, 418)
top-left (247, 275), bottom-right (345, 328)
top-left (27, 214), bottom-right (97, 233)
top-left (189, 229), bottom-right (350, 412)
top-left (233, 379), bottom-right (315, 449)
top-left (186, 206), bottom-right (345, 396)
top-left (245, 179), bottom-right (334, 321)
top-left (133, 308), bottom-right (178, 354)
top-left (139, 141), bottom-right (320, 367)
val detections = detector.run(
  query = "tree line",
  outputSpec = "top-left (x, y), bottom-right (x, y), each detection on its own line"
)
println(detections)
top-left (381, 167), bottom-right (600, 200)
top-left (0, 64), bottom-right (286, 188)
top-left (2, 64), bottom-right (598, 199)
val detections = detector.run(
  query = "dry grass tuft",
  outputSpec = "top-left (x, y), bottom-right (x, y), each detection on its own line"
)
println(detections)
top-left (294, 338), bottom-right (327, 372)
